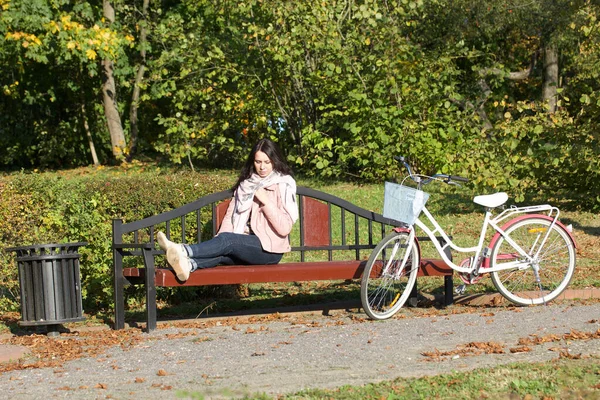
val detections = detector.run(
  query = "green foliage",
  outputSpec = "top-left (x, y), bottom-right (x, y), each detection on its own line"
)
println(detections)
top-left (0, 166), bottom-right (232, 313)
top-left (0, 0), bottom-right (599, 210)
top-left (1, 167), bottom-right (597, 317)
top-left (482, 102), bottom-right (600, 207)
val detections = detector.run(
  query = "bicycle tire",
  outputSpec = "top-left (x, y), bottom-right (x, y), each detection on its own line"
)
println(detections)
top-left (360, 231), bottom-right (419, 320)
top-left (490, 216), bottom-right (576, 306)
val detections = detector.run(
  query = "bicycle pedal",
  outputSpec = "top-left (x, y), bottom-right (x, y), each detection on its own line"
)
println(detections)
top-left (455, 284), bottom-right (466, 295)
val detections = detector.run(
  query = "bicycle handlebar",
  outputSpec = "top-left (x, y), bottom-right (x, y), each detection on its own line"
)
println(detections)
top-left (449, 175), bottom-right (469, 183)
top-left (394, 156), bottom-right (469, 185)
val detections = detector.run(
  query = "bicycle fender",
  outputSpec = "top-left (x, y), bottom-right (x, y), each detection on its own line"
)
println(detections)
top-left (482, 214), bottom-right (577, 269)
top-left (392, 227), bottom-right (423, 259)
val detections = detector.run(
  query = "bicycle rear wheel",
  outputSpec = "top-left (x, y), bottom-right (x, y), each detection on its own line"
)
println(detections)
top-left (361, 231), bottom-right (419, 320)
top-left (490, 216), bottom-right (575, 306)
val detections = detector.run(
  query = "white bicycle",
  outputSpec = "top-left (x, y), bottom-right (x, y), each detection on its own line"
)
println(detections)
top-left (360, 156), bottom-right (577, 320)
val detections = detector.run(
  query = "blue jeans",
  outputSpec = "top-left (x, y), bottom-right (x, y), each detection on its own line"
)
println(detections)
top-left (182, 232), bottom-right (283, 271)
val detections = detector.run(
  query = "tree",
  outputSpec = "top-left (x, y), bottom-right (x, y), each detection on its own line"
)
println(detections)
top-left (0, 0), bottom-right (133, 166)
top-left (101, 0), bottom-right (127, 160)
top-left (0, 0), bottom-right (599, 209)
top-left (127, 0), bottom-right (149, 159)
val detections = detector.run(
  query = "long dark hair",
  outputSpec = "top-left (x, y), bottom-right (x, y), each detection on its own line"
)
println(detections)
top-left (233, 138), bottom-right (293, 190)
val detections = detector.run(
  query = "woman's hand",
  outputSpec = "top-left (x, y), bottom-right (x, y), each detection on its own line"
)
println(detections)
top-left (253, 188), bottom-right (273, 207)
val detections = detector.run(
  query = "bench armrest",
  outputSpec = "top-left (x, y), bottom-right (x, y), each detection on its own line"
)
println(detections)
top-left (113, 243), bottom-right (154, 250)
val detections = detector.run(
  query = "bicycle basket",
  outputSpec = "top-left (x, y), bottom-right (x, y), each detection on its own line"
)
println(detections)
top-left (383, 182), bottom-right (429, 225)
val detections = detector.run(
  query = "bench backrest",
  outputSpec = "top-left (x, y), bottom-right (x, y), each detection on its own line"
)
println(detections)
top-left (112, 186), bottom-right (402, 263)
top-left (215, 195), bottom-right (331, 247)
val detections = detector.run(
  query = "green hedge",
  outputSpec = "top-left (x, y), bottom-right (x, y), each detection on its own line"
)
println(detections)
top-left (0, 167), bottom-right (236, 313)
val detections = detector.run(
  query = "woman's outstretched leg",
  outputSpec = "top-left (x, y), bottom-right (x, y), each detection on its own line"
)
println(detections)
top-left (157, 232), bottom-right (283, 280)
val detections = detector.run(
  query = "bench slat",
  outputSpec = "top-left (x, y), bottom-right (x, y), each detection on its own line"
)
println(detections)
top-left (122, 258), bottom-right (452, 287)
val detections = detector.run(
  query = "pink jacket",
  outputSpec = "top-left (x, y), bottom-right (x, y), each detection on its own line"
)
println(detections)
top-left (218, 184), bottom-right (296, 253)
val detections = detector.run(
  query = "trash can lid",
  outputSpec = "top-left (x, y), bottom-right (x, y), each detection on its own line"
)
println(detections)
top-left (6, 242), bottom-right (88, 252)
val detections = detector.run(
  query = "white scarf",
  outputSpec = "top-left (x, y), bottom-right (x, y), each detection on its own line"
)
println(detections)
top-left (231, 171), bottom-right (298, 234)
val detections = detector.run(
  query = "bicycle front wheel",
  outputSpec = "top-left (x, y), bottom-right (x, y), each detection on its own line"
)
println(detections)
top-left (361, 231), bottom-right (419, 320)
top-left (490, 216), bottom-right (576, 306)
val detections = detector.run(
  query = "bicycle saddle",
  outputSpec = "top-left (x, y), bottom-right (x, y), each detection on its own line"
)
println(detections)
top-left (473, 192), bottom-right (508, 208)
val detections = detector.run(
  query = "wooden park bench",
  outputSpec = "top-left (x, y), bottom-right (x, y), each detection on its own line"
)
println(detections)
top-left (112, 187), bottom-right (454, 332)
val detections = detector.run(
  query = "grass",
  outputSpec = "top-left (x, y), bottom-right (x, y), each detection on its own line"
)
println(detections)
top-left (279, 357), bottom-right (600, 400)
top-left (170, 357), bottom-right (600, 399)
top-left (297, 178), bottom-right (600, 290)
top-left (130, 173), bottom-right (599, 321)
top-left (2, 166), bottom-right (598, 399)
top-left (2, 165), bottom-right (598, 327)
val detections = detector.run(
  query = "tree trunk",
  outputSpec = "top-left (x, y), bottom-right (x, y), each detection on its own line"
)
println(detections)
top-left (102, 0), bottom-right (126, 161)
top-left (81, 102), bottom-right (99, 166)
top-left (128, 0), bottom-right (149, 160)
top-left (543, 44), bottom-right (559, 113)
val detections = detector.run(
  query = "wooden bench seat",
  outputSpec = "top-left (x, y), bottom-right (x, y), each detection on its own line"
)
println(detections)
top-left (113, 187), bottom-right (454, 332)
top-left (122, 258), bottom-right (452, 286)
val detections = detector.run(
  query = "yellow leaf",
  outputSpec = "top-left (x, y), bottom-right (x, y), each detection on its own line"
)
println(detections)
top-left (365, 38), bottom-right (371, 45)
top-left (86, 49), bottom-right (97, 60)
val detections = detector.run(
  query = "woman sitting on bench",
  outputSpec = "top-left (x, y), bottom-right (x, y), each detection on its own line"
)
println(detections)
top-left (157, 138), bottom-right (298, 281)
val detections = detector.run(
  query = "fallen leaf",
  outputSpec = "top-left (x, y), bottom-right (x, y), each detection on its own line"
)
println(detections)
top-left (0, 329), bottom-right (145, 374)
top-left (157, 369), bottom-right (169, 376)
top-left (509, 346), bottom-right (531, 353)
top-left (559, 349), bottom-right (582, 359)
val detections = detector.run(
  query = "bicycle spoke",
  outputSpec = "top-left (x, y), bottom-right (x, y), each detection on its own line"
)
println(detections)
top-left (491, 217), bottom-right (575, 306)
top-left (361, 232), bottom-right (419, 320)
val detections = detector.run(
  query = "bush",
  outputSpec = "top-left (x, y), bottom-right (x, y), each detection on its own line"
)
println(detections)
top-left (0, 166), bottom-right (235, 314)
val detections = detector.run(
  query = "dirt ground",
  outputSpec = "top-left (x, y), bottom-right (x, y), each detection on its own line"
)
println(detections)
top-left (1, 300), bottom-right (599, 399)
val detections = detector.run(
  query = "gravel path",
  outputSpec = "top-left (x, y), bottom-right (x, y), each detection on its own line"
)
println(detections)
top-left (2, 302), bottom-right (600, 399)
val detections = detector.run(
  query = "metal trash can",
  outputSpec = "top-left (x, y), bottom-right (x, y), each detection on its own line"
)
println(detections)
top-left (6, 242), bottom-right (87, 336)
